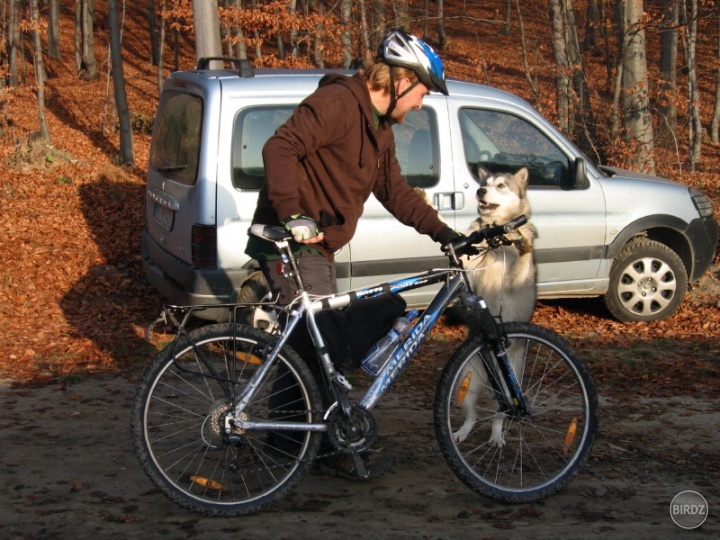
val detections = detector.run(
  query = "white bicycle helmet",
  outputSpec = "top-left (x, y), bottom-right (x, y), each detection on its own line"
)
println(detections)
top-left (378, 29), bottom-right (448, 96)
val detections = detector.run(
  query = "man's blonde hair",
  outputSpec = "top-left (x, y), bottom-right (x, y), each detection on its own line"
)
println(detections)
top-left (359, 58), bottom-right (418, 94)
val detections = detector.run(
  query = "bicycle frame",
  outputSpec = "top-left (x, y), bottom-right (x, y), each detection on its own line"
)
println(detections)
top-left (227, 224), bottom-right (530, 434)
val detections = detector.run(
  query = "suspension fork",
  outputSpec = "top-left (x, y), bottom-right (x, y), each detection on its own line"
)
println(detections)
top-left (463, 293), bottom-right (529, 417)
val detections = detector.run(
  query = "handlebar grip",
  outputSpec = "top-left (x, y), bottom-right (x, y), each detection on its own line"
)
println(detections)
top-left (503, 214), bottom-right (528, 232)
top-left (467, 214), bottom-right (528, 245)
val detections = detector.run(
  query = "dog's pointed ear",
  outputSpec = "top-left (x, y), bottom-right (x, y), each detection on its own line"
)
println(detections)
top-left (515, 167), bottom-right (529, 189)
top-left (473, 164), bottom-right (491, 185)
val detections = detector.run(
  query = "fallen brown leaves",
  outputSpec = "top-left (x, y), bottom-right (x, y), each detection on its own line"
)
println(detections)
top-left (0, 1), bottom-right (718, 406)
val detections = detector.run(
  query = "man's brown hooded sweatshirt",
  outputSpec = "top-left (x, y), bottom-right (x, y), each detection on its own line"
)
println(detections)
top-left (247, 72), bottom-right (456, 261)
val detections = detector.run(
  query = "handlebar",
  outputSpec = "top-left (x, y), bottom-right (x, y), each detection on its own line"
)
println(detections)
top-left (443, 215), bottom-right (528, 255)
top-left (249, 214), bottom-right (528, 260)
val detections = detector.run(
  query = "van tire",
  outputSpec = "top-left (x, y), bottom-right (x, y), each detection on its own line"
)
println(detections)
top-left (603, 238), bottom-right (687, 323)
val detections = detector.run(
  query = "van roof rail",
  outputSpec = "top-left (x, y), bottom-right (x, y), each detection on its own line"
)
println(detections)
top-left (196, 57), bottom-right (255, 78)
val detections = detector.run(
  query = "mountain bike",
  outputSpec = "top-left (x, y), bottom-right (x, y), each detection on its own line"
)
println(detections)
top-left (131, 216), bottom-right (598, 516)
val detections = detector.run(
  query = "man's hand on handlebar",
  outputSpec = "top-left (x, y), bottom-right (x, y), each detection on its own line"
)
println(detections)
top-left (441, 233), bottom-right (480, 257)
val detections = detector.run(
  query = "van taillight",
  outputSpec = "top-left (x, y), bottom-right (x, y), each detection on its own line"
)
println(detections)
top-left (191, 225), bottom-right (217, 268)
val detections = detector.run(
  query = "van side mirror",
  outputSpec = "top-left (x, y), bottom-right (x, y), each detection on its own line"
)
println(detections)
top-left (571, 157), bottom-right (591, 190)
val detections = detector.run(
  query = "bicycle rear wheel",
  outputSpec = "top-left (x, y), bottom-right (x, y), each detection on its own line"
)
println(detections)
top-left (434, 322), bottom-right (598, 503)
top-left (131, 323), bottom-right (322, 516)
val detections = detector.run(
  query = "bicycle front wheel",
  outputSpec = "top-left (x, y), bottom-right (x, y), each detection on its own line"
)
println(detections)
top-left (131, 323), bottom-right (322, 516)
top-left (434, 322), bottom-right (598, 503)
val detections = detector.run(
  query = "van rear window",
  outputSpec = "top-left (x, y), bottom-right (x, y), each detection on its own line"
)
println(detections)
top-left (149, 92), bottom-right (202, 186)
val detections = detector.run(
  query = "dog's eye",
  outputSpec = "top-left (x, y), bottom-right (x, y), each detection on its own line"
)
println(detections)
top-left (497, 183), bottom-right (505, 189)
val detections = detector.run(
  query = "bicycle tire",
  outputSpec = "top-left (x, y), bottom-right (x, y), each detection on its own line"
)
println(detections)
top-left (434, 322), bottom-right (598, 503)
top-left (131, 323), bottom-right (323, 516)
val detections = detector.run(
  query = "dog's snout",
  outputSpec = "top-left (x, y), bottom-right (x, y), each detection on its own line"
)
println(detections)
top-left (477, 187), bottom-right (487, 198)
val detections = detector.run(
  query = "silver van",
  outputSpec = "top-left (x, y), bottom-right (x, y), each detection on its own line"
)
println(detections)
top-left (141, 61), bottom-right (718, 322)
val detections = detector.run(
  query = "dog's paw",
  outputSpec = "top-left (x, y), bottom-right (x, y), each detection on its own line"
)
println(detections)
top-left (515, 237), bottom-right (533, 256)
top-left (453, 426), bottom-right (471, 444)
top-left (489, 417), bottom-right (506, 447)
top-left (488, 433), bottom-right (507, 448)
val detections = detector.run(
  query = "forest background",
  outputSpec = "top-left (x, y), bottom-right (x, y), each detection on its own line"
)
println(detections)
top-left (0, 0), bottom-right (718, 394)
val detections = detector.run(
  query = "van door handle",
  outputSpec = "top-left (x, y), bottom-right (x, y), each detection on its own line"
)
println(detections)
top-left (433, 192), bottom-right (465, 211)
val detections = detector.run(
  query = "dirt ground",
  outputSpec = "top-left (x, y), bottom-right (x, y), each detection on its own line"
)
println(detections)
top-left (1, 266), bottom-right (718, 539)
top-left (0, 369), bottom-right (717, 540)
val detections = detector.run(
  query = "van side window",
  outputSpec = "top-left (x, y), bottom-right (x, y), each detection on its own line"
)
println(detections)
top-left (232, 106), bottom-right (294, 190)
top-left (149, 91), bottom-right (202, 186)
top-left (392, 107), bottom-right (440, 188)
top-left (459, 108), bottom-right (571, 187)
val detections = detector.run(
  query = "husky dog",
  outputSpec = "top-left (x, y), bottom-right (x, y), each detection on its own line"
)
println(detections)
top-left (453, 166), bottom-right (538, 445)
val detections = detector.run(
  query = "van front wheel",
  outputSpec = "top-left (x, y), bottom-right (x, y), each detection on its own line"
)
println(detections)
top-left (604, 238), bottom-right (687, 322)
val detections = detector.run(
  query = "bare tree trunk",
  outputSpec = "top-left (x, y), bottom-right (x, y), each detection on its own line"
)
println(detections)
top-left (549, 0), bottom-right (570, 134)
top-left (598, 0), bottom-right (613, 93)
top-left (252, 0), bottom-right (262, 60)
top-left (289, 0), bottom-right (299, 58)
top-left (437, 0), bottom-right (446, 50)
top-left (193, 0), bottom-right (223, 66)
top-left (157, 0), bottom-right (166, 94)
top-left (75, 0), bottom-right (82, 73)
top-left (313, 0), bottom-right (325, 68)
top-left (563, 0), bottom-right (596, 158)
top-left (683, 0), bottom-right (701, 170)
top-left (341, 0), bottom-right (352, 68)
top-left (373, 0), bottom-right (387, 50)
top-left (583, 0), bottom-right (601, 52)
top-left (233, 0), bottom-right (249, 60)
top-left (394, 0), bottom-right (409, 31)
top-left (8, 0), bottom-right (22, 87)
top-left (711, 3), bottom-right (720, 143)
top-left (29, 0), bottom-right (50, 142)
top-left (502, 0), bottom-right (511, 36)
top-left (78, 0), bottom-right (99, 80)
top-left (657, 0), bottom-right (678, 145)
top-left (109, 0), bottom-right (134, 165)
top-left (422, 0), bottom-right (429, 40)
top-left (515, 0), bottom-right (539, 107)
top-left (358, 0), bottom-right (370, 56)
top-left (621, 0), bottom-right (656, 174)
top-left (47, 0), bottom-right (61, 60)
top-left (148, 0), bottom-right (160, 65)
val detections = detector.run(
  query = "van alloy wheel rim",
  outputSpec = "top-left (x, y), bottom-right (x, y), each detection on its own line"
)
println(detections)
top-left (617, 256), bottom-right (676, 316)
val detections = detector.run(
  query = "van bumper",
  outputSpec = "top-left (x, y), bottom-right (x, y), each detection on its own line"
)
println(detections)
top-left (141, 231), bottom-right (255, 320)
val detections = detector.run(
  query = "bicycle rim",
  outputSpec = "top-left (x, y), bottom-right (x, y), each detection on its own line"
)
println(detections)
top-left (131, 323), bottom-right (321, 516)
top-left (434, 322), bottom-right (598, 503)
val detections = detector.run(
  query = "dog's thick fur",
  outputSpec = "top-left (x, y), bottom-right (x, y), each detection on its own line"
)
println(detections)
top-left (453, 166), bottom-right (538, 445)
top-left (463, 166), bottom-right (537, 323)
